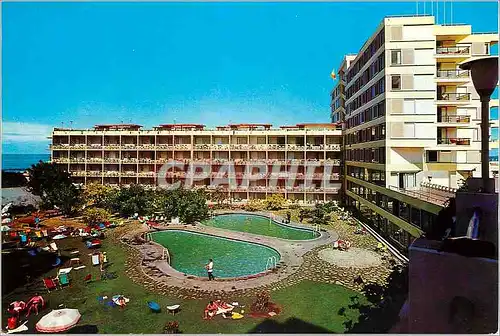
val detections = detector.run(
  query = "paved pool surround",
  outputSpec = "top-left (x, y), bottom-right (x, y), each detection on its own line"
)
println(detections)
top-left (122, 211), bottom-right (338, 292)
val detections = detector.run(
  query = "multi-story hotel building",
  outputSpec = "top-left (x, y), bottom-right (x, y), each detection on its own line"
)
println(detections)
top-left (331, 15), bottom-right (498, 255)
top-left (50, 123), bottom-right (343, 203)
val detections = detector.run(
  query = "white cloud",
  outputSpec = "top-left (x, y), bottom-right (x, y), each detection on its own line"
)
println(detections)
top-left (2, 122), bottom-right (52, 142)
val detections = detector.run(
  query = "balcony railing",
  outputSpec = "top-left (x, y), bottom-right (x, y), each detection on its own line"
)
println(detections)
top-left (436, 46), bottom-right (470, 55)
top-left (437, 115), bottom-right (471, 123)
top-left (437, 137), bottom-right (471, 145)
top-left (437, 92), bottom-right (471, 101)
top-left (436, 69), bottom-right (469, 79)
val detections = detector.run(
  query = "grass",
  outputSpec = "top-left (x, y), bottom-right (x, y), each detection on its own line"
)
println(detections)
top-left (3, 226), bottom-right (367, 334)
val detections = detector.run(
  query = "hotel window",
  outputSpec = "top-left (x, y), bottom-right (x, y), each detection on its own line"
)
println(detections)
top-left (391, 50), bottom-right (402, 65)
top-left (391, 75), bottom-right (401, 90)
top-left (427, 150), bottom-right (438, 162)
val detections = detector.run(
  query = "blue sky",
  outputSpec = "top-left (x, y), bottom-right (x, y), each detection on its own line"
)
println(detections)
top-left (2, 1), bottom-right (498, 154)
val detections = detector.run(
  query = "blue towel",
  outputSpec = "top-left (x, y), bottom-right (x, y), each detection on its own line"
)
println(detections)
top-left (20, 235), bottom-right (27, 243)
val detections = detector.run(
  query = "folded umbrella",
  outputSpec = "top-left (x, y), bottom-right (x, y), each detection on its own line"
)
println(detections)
top-left (35, 309), bottom-right (81, 333)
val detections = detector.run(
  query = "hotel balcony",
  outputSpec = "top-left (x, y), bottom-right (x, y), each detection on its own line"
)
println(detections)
top-left (437, 137), bottom-right (471, 145)
top-left (436, 92), bottom-right (471, 104)
top-left (437, 115), bottom-right (471, 124)
top-left (87, 144), bottom-right (103, 150)
top-left (104, 158), bottom-right (121, 163)
top-left (173, 144), bottom-right (192, 150)
top-left (436, 70), bottom-right (470, 84)
top-left (435, 46), bottom-right (471, 61)
top-left (103, 145), bottom-right (121, 150)
top-left (388, 183), bottom-right (456, 207)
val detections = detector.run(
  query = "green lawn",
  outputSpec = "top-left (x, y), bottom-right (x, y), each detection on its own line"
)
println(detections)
top-left (3, 229), bottom-right (367, 334)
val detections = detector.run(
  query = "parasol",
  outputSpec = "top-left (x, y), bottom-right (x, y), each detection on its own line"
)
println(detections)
top-left (35, 309), bottom-right (81, 333)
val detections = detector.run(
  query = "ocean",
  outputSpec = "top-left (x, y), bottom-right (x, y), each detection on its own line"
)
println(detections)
top-left (2, 153), bottom-right (51, 171)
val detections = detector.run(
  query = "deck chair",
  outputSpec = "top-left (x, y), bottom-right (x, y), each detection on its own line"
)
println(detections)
top-left (43, 278), bottom-right (57, 293)
top-left (58, 273), bottom-right (70, 287)
top-left (84, 274), bottom-right (92, 283)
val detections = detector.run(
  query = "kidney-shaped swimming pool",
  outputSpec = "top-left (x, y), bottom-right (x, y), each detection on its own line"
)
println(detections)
top-left (151, 230), bottom-right (280, 278)
top-left (201, 213), bottom-right (320, 240)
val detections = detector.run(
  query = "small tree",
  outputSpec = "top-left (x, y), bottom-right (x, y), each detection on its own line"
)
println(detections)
top-left (263, 194), bottom-right (286, 210)
top-left (83, 207), bottom-right (111, 226)
top-left (83, 183), bottom-right (113, 208)
top-left (26, 161), bottom-right (81, 215)
top-left (26, 161), bottom-right (72, 198)
top-left (177, 190), bottom-right (209, 223)
top-left (45, 183), bottom-right (82, 216)
top-left (111, 184), bottom-right (154, 217)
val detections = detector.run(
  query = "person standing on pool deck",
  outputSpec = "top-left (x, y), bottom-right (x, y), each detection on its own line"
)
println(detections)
top-left (205, 259), bottom-right (215, 281)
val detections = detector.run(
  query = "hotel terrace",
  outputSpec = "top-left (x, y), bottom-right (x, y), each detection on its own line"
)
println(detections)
top-left (331, 15), bottom-right (499, 254)
top-left (50, 123), bottom-right (343, 203)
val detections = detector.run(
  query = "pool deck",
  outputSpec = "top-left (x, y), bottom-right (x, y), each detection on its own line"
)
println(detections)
top-left (120, 211), bottom-right (339, 294)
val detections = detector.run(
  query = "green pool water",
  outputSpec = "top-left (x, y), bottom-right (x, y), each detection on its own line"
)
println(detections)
top-left (202, 214), bottom-right (320, 240)
top-left (151, 230), bottom-right (280, 278)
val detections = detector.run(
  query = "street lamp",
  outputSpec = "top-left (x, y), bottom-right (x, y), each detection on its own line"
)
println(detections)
top-left (459, 56), bottom-right (499, 193)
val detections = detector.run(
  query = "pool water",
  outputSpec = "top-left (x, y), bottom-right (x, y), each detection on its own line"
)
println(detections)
top-left (202, 214), bottom-right (320, 240)
top-left (151, 230), bottom-right (280, 278)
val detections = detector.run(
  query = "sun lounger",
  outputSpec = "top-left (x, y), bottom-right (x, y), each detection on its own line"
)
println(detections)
top-left (58, 273), bottom-right (70, 287)
top-left (74, 265), bottom-right (86, 270)
top-left (216, 303), bottom-right (234, 315)
top-left (58, 267), bottom-right (73, 275)
top-left (43, 278), bottom-right (57, 293)
top-left (148, 301), bottom-right (161, 313)
top-left (167, 304), bottom-right (180, 315)
top-left (91, 254), bottom-right (100, 266)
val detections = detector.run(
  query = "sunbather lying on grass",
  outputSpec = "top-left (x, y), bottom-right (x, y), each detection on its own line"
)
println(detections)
top-left (203, 301), bottom-right (218, 320)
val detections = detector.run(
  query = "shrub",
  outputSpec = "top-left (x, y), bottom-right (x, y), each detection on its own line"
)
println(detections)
top-left (245, 199), bottom-right (264, 211)
top-left (251, 290), bottom-right (272, 313)
top-left (263, 194), bottom-right (286, 210)
top-left (164, 321), bottom-right (179, 334)
top-left (83, 207), bottom-right (111, 226)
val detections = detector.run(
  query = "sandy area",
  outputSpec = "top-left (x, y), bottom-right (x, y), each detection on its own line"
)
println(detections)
top-left (1, 187), bottom-right (40, 206)
top-left (317, 247), bottom-right (383, 268)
